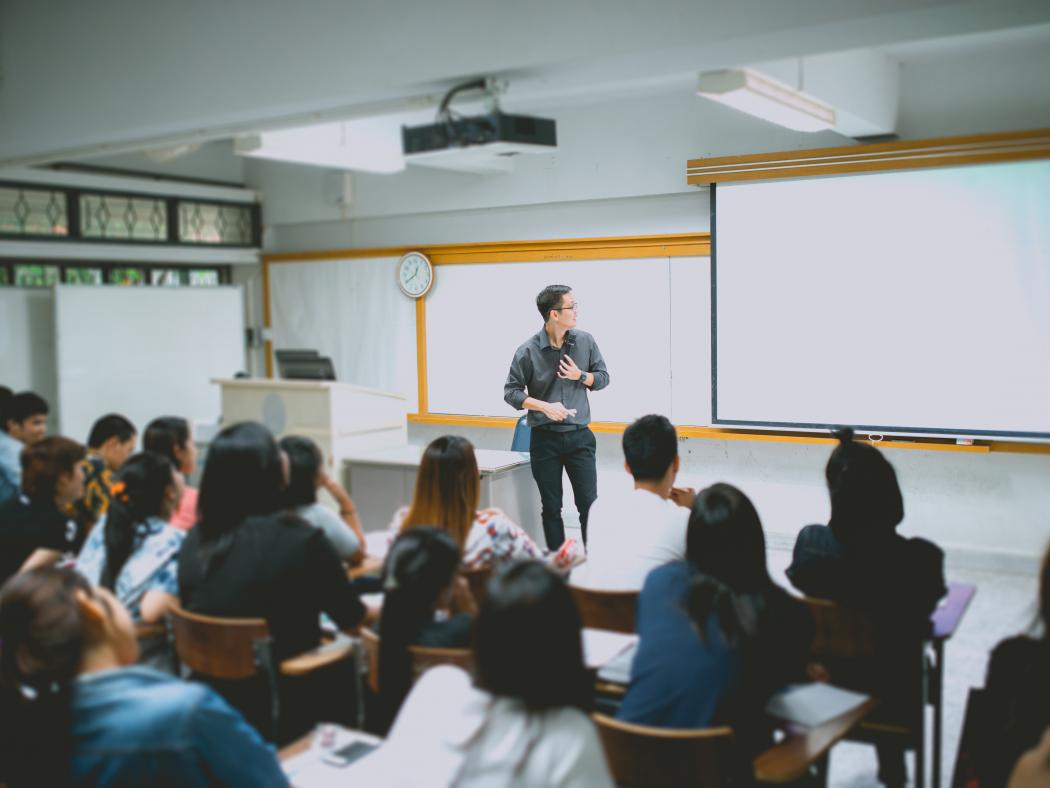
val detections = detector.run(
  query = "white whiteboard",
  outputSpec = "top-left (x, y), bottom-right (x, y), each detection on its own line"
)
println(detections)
top-left (268, 257), bottom-right (419, 411)
top-left (714, 160), bottom-right (1050, 438)
top-left (53, 286), bottom-right (245, 444)
top-left (426, 257), bottom-right (711, 424)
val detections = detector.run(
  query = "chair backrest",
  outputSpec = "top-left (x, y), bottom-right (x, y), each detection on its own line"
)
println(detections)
top-left (803, 596), bottom-right (880, 660)
top-left (511, 415), bottom-right (532, 452)
top-left (462, 565), bottom-right (492, 607)
top-left (167, 603), bottom-right (272, 680)
top-left (569, 585), bottom-right (638, 634)
top-left (592, 712), bottom-right (735, 787)
top-left (360, 626), bottom-right (475, 695)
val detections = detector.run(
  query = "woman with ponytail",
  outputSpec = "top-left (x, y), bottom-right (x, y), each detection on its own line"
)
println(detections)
top-left (375, 527), bottom-right (476, 733)
top-left (617, 484), bottom-right (813, 756)
top-left (75, 451), bottom-right (184, 625)
top-left (0, 566), bottom-right (287, 786)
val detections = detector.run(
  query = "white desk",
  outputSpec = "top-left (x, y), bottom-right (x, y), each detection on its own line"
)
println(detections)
top-left (343, 445), bottom-right (542, 546)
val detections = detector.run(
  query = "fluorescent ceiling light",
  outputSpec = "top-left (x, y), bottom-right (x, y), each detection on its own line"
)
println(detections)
top-left (697, 68), bottom-right (836, 132)
top-left (235, 116), bottom-right (408, 174)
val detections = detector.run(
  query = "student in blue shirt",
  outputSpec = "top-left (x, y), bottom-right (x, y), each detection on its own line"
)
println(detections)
top-left (0, 566), bottom-right (287, 787)
top-left (617, 483), bottom-right (813, 762)
top-left (0, 391), bottom-right (50, 506)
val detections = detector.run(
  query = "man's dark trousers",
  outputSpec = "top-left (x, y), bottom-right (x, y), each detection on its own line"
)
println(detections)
top-left (528, 426), bottom-right (597, 550)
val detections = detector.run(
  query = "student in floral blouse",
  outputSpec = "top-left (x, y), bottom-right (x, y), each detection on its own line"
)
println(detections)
top-left (390, 436), bottom-right (543, 570)
top-left (76, 452), bottom-right (185, 625)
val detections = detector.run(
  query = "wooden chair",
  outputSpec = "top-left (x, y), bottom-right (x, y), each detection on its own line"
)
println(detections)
top-left (569, 585), bottom-right (637, 634)
top-left (359, 626), bottom-right (473, 695)
top-left (593, 713), bottom-right (736, 787)
top-left (462, 565), bottom-right (492, 607)
top-left (167, 604), bottom-right (356, 741)
top-left (802, 596), bottom-right (929, 788)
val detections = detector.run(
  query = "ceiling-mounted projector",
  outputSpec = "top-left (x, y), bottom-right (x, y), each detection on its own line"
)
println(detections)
top-left (401, 79), bottom-right (556, 174)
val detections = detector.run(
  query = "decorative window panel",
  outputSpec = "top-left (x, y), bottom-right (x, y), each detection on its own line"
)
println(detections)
top-left (189, 269), bottom-right (221, 286)
top-left (110, 267), bottom-right (145, 286)
top-left (0, 186), bottom-right (69, 236)
top-left (150, 269), bottom-right (182, 286)
top-left (14, 264), bottom-right (61, 287)
top-left (80, 193), bottom-right (168, 241)
top-left (179, 201), bottom-right (253, 245)
top-left (65, 268), bottom-right (104, 285)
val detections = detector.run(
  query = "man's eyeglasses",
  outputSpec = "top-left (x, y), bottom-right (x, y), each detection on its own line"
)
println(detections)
top-left (556, 302), bottom-right (579, 312)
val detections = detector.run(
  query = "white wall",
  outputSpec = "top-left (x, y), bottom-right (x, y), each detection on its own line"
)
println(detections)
top-left (406, 422), bottom-right (1050, 572)
top-left (0, 289), bottom-right (59, 423)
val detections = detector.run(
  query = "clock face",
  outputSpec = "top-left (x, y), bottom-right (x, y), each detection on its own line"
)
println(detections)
top-left (397, 252), bottom-right (433, 298)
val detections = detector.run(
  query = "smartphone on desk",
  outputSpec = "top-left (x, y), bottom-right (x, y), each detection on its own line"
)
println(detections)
top-left (321, 740), bottom-right (378, 768)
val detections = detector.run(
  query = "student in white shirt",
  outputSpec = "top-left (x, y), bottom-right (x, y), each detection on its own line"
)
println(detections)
top-left (572, 414), bottom-right (694, 590)
top-left (350, 561), bottom-right (614, 787)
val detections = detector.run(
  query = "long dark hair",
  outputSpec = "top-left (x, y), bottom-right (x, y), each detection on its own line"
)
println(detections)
top-left (1037, 539), bottom-right (1050, 639)
top-left (475, 561), bottom-right (590, 712)
top-left (195, 422), bottom-right (284, 570)
top-left (401, 436), bottom-right (480, 550)
top-left (825, 427), bottom-right (904, 547)
top-left (100, 453), bottom-right (176, 591)
top-left (0, 567), bottom-right (93, 786)
top-left (142, 417), bottom-right (190, 468)
top-left (278, 435), bottom-right (322, 508)
top-left (377, 527), bottom-right (462, 731)
top-left (685, 483), bottom-right (774, 647)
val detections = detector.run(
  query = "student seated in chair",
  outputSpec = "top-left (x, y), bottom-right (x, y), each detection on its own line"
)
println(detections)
top-left (74, 413), bottom-right (137, 530)
top-left (786, 427), bottom-right (946, 787)
top-left (0, 567), bottom-right (287, 787)
top-left (390, 435), bottom-right (544, 570)
top-left (0, 390), bottom-right (50, 507)
top-left (617, 484), bottom-right (814, 758)
top-left (279, 434), bottom-right (366, 565)
top-left (571, 414), bottom-right (692, 590)
top-left (178, 421), bottom-right (367, 661)
top-left (0, 436), bottom-right (85, 588)
top-left (75, 452), bottom-right (184, 627)
top-left (352, 560), bottom-right (613, 786)
top-left (977, 540), bottom-right (1050, 787)
top-left (143, 416), bottom-right (199, 531)
top-left (375, 527), bottom-right (477, 733)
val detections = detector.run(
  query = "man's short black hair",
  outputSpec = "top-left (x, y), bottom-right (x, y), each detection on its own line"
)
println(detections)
top-left (2, 391), bottom-right (49, 433)
top-left (536, 285), bottom-right (572, 322)
top-left (86, 414), bottom-right (136, 449)
top-left (622, 414), bottom-right (678, 482)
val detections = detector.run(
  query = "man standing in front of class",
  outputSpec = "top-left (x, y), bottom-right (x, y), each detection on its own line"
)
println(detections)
top-left (504, 285), bottom-right (609, 550)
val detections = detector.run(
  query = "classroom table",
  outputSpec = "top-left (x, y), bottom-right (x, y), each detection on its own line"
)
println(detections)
top-left (343, 445), bottom-right (541, 546)
top-left (929, 581), bottom-right (976, 788)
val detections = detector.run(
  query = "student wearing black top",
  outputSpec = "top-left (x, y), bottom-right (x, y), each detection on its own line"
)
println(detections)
top-left (0, 436), bottom-right (85, 587)
top-left (177, 421), bottom-right (367, 738)
top-left (786, 428), bottom-right (946, 787)
top-left (376, 527), bottom-right (476, 733)
top-left (977, 541), bottom-right (1050, 787)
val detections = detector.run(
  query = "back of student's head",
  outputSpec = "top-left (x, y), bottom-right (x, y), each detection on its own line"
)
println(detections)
top-left (100, 453), bottom-right (178, 592)
top-left (142, 416), bottom-right (191, 469)
top-left (0, 386), bottom-right (12, 421)
top-left (0, 568), bottom-right (102, 785)
top-left (474, 561), bottom-right (589, 712)
top-left (278, 435), bottom-right (322, 508)
top-left (622, 414), bottom-right (678, 482)
top-left (1038, 540), bottom-right (1050, 640)
top-left (2, 391), bottom-right (49, 435)
top-left (20, 436), bottom-right (85, 506)
top-left (825, 428), bottom-right (904, 547)
top-left (403, 436), bottom-right (480, 550)
top-left (377, 527), bottom-right (462, 729)
top-left (197, 421), bottom-right (284, 547)
top-left (685, 483), bottom-right (773, 646)
top-left (86, 414), bottom-right (136, 451)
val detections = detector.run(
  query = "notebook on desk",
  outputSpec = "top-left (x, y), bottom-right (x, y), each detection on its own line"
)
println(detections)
top-left (765, 683), bottom-right (870, 728)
